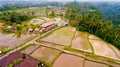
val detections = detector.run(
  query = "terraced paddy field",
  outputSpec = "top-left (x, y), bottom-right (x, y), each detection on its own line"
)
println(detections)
top-left (21, 44), bottom-right (40, 54)
top-left (0, 33), bottom-right (35, 50)
top-left (30, 46), bottom-right (61, 63)
top-left (42, 27), bottom-right (76, 46)
top-left (84, 60), bottom-right (108, 67)
top-left (53, 53), bottom-right (84, 67)
top-left (1, 26), bottom-right (120, 67)
top-left (72, 31), bottom-right (92, 52)
top-left (89, 39), bottom-right (119, 60)
top-left (19, 26), bottom-right (120, 67)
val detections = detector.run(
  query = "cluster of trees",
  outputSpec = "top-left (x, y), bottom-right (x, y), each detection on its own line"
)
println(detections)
top-left (0, 1), bottom-right (64, 11)
top-left (65, 2), bottom-right (120, 49)
top-left (95, 2), bottom-right (120, 25)
top-left (1, 23), bottom-right (41, 38)
top-left (1, 1), bottom-right (120, 25)
top-left (0, 11), bottom-right (35, 25)
top-left (0, 6), bottom-right (19, 11)
top-left (65, 2), bottom-right (120, 25)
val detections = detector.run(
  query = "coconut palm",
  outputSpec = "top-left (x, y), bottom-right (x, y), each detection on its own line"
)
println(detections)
top-left (114, 25), bottom-right (120, 41)
top-left (14, 23), bottom-right (27, 38)
top-left (100, 21), bottom-right (113, 40)
top-left (49, 11), bottom-right (56, 19)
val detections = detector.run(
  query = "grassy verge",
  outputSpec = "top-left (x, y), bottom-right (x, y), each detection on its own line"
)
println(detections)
top-left (87, 33), bottom-right (94, 54)
top-left (45, 62), bottom-right (52, 67)
top-left (51, 51), bottom-right (62, 64)
top-left (18, 44), bottom-right (33, 52)
top-left (16, 36), bottom-right (37, 48)
top-left (38, 58), bottom-right (52, 67)
top-left (69, 29), bottom-right (76, 47)
top-left (40, 40), bottom-right (65, 47)
top-left (1, 47), bottom-right (14, 54)
top-left (63, 46), bottom-right (120, 66)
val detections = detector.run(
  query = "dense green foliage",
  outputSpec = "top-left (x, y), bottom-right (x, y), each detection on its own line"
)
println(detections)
top-left (95, 2), bottom-right (120, 25)
top-left (65, 2), bottom-right (120, 25)
top-left (13, 58), bottom-right (22, 65)
top-left (0, 11), bottom-right (34, 25)
top-left (65, 2), bottom-right (120, 49)
top-left (1, 1), bottom-right (120, 24)
top-left (48, 11), bottom-right (56, 18)
top-left (0, 1), bottom-right (63, 11)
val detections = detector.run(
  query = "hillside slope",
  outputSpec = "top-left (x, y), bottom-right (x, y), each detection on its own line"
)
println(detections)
top-left (27, 26), bottom-right (120, 67)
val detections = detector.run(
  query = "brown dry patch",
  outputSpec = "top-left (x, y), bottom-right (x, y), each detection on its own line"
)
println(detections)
top-left (53, 53), bottom-right (84, 67)
top-left (72, 31), bottom-right (92, 52)
top-left (84, 60), bottom-right (108, 67)
top-left (89, 39), bottom-right (119, 60)
top-left (109, 44), bottom-right (120, 58)
top-left (0, 34), bottom-right (35, 48)
top-left (30, 46), bottom-right (61, 62)
top-left (21, 44), bottom-right (40, 54)
top-left (42, 27), bottom-right (76, 46)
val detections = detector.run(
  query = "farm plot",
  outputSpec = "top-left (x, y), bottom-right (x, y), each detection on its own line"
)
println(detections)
top-left (30, 46), bottom-right (61, 63)
top-left (42, 27), bottom-right (76, 46)
top-left (84, 60), bottom-right (108, 67)
top-left (20, 44), bottom-right (40, 55)
top-left (72, 31), bottom-right (92, 52)
top-left (53, 53), bottom-right (84, 67)
top-left (89, 39), bottom-right (119, 60)
top-left (0, 33), bottom-right (35, 50)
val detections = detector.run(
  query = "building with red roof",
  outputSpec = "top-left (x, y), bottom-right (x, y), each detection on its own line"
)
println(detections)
top-left (41, 22), bottom-right (57, 32)
top-left (0, 22), bottom-right (4, 27)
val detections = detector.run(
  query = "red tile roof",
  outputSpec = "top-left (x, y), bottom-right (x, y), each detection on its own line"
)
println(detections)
top-left (41, 22), bottom-right (55, 28)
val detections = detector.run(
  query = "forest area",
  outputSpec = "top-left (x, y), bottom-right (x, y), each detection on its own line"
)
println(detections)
top-left (64, 1), bottom-right (120, 49)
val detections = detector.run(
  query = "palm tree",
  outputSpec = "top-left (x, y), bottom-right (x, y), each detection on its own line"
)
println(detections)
top-left (87, 10), bottom-right (102, 33)
top-left (12, 23), bottom-right (27, 51)
top-left (14, 23), bottom-right (27, 38)
top-left (114, 25), bottom-right (120, 41)
top-left (49, 11), bottom-right (56, 19)
top-left (101, 21), bottom-right (113, 40)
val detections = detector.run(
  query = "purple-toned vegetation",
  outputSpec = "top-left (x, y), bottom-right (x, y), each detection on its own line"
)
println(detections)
top-left (0, 52), bottom-right (41, 67)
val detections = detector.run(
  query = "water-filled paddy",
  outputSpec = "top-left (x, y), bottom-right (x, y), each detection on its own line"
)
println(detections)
top-left (53, 53), bottom-right (84, 67)
top-left (72, 31), bottom-right (92, 52)
top-left (42, 27), bottom-right (76, 46)
top-left (30, 46), bottom-right (61, 62)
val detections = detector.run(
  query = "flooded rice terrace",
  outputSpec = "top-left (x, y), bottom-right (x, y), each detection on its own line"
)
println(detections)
top-left (1, 26), bottom-right (120, 67)
top-left (0, 33), bottom-right (35, 50)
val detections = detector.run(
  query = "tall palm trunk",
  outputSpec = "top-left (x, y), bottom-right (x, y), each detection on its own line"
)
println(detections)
top-left (104, 35), bottom-right (107, 40)
top-left (114, 33), bottom-right (119, 41)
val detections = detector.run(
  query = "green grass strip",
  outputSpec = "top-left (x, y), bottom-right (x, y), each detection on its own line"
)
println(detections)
top-left (18, 44), bottom-right (33, 52)
top-left (51, 51), bottom-right (62, 64)
top-left (63, 46), bottom-right (120, 66)
top-left (87, 33), bottom-right (94, 54)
